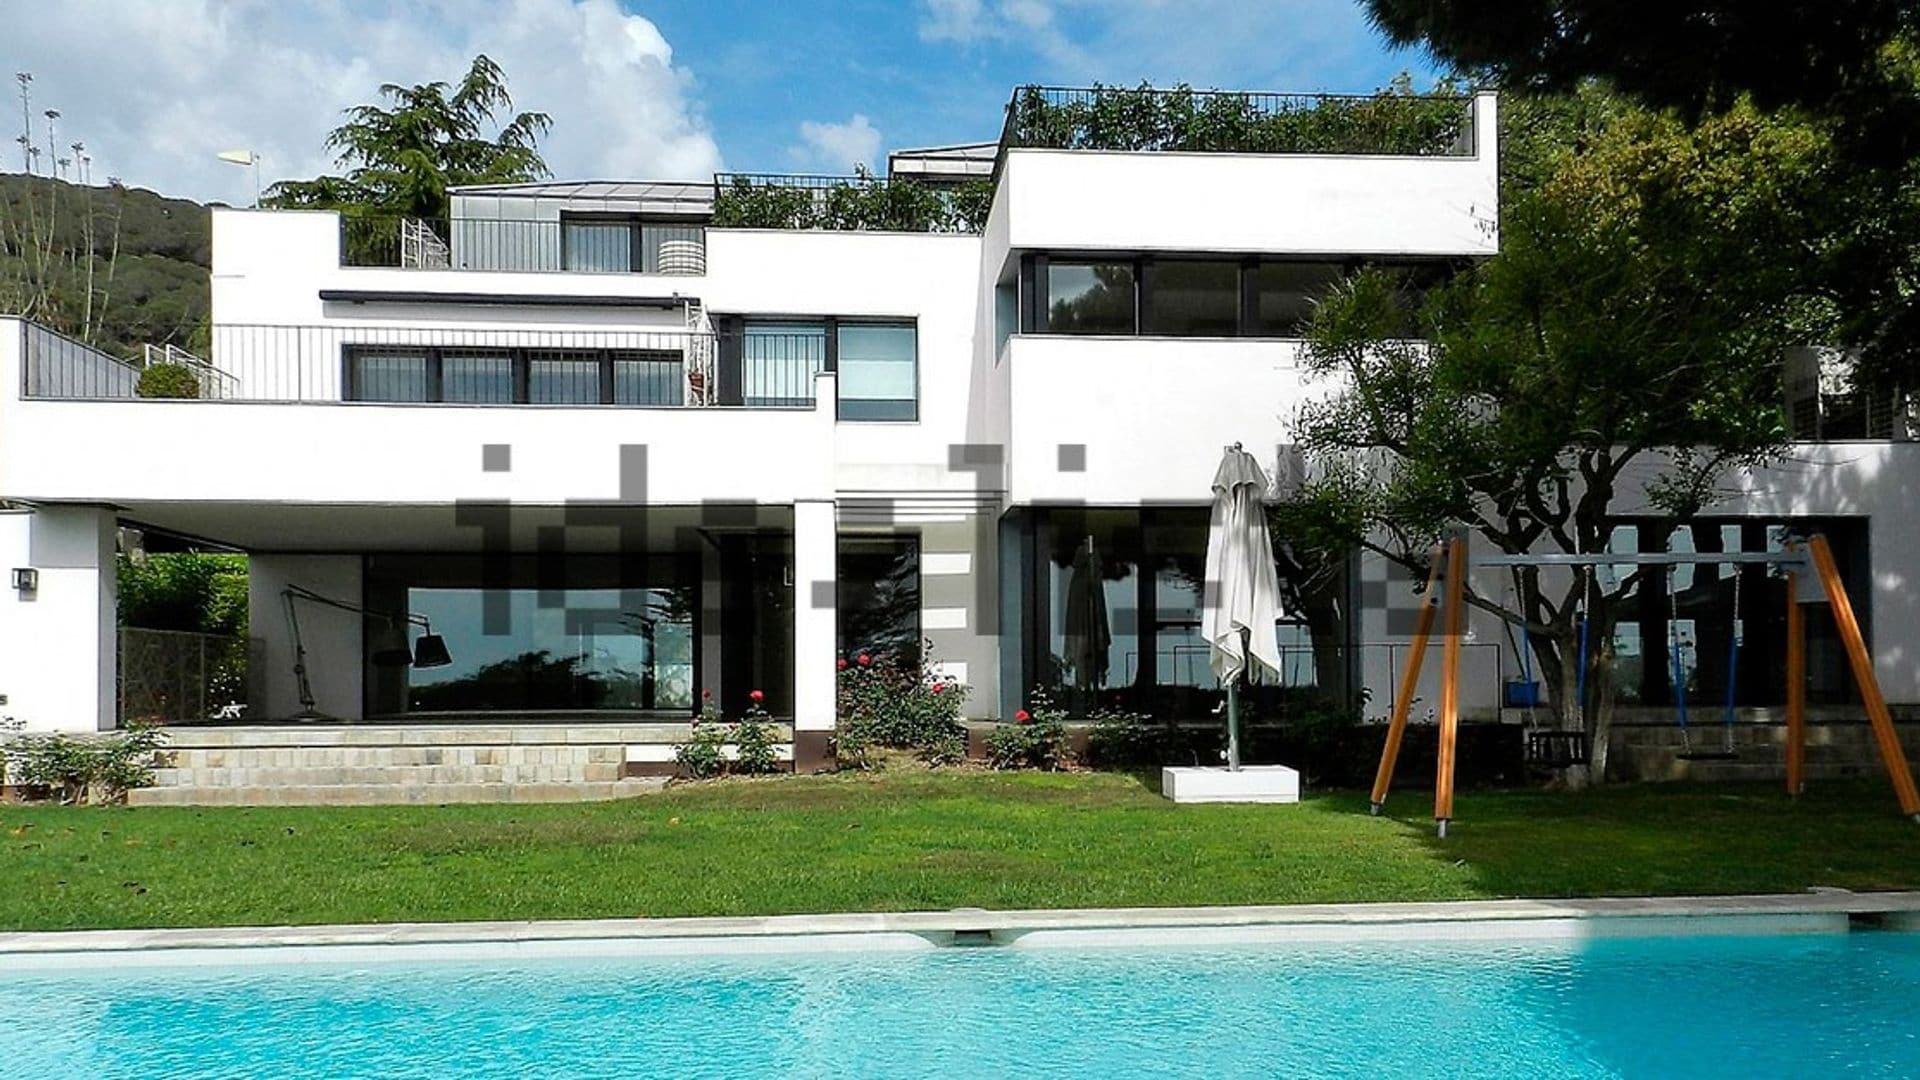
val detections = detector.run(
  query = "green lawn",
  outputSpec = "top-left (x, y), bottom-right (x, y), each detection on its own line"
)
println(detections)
top-left (3, 771), bottom-right (1919, 931)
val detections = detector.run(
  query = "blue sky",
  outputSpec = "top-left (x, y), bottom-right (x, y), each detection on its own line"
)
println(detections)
top-left (0, 0), bottom-right (1442, 203)
top-left (647, 0), bottom-right (1443, 169)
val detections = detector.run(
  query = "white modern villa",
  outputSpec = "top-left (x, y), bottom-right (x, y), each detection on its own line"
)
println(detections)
top-left (2, 85), bottom-right (1916, 801)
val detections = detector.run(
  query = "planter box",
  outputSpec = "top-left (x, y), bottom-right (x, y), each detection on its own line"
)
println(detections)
top-left (1161, 764), bottom-right (1301, 804)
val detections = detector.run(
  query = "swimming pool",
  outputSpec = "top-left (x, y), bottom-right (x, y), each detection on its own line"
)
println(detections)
top-left (4, 928), bottom-right (1917, 1078)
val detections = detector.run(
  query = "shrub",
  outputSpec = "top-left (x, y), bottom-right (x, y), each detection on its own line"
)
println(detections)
top-left (830, 718), bottom-right (879, 772)
top-left (136, 362), bottom-right (202, 399)
top-left (3, 724), bottom-right (166, 804)
top-left (1083, 706), bottom-right (1208, 769)
top-left (834, 644), bottom-right (968, 762)
top-left (674, 696), bottom-right (728, 779)
top-left (731, 693), bottom-right (781, 776)
top-left (985, 694), bottom-right (1071, 771)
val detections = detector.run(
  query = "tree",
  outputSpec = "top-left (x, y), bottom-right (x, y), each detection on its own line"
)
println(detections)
top-left (1288, 89), bottom-right (1834, 780)
top-left (265, 55), bottom-right (551, 220)
top-left (1361, 0), bottom-right (1920, 415)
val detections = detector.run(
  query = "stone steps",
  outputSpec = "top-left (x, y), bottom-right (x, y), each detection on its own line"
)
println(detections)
top-left (130, 723), bottom-right (748, 806)
top-left (151, 763), bottom-right (628, 787)
top-left (127, 778), bottom-right (666, 807)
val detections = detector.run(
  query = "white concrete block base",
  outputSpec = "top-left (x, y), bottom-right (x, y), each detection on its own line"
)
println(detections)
top-left (1161, 764), bottom-right (1301, 804)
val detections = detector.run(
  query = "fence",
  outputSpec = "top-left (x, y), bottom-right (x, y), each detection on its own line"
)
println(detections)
top-left (341, 216), bottom-right (708, 273)
top-left (998, 85), bottom-right (1477, 164)
top-left (118, 627), bottom-right (248, 725)
top-left (22, 323), bottom-right (831, 408)
top-left (18, 322), bottom-right (140, 398)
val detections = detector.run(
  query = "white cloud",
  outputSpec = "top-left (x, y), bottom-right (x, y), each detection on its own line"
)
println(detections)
top-left (917, 0), bottom-right (1085, 67)
top-left (792, 115), bottom-right (883, 173)
top-left (0, 0), bottom-right (723, 204)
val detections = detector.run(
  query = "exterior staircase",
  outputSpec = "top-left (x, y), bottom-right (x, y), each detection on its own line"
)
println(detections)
top-left (128, 724), bottom-right (688, 806)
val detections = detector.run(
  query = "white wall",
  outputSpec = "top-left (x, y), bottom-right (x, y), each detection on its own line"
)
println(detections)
top-left (0, 372), bottom-right (839, 508)
top-left (249, 555), bottom-right (364, 721)
top-left (0, 506), bottom-right (116, 732)
top-left (1005, 335), bottom-right (1325, 505)
top-left (996, 93), bottom-right (1498, 259)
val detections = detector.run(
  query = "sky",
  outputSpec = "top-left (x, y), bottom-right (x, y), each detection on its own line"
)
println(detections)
top-left (0, 0), bottom-right (1442, 206)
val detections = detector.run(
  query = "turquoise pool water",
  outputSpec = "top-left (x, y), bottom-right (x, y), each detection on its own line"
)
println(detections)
top-left (4, 931), bottom-right (1918, 1078)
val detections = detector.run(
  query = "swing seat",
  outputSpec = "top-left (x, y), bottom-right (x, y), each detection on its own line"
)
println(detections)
top-left (1677, 749), bottom-right (1740, 762)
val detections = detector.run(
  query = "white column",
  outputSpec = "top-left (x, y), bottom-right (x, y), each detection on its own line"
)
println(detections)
top-left (792, 500), bottom-right (838, 742)
top-left (4, 506), bottom-right (117, 732)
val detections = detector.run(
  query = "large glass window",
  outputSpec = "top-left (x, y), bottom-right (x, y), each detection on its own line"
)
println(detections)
top-left (613, 350), bottom-right (684, 406)
top-left (1024, 507), bottom-right (1351, 717)
top-left (1249, 262), bottom-right (1344, 337)
top-left (743, 321), bottom-right (827, 407)
top-left (528, 351), bottom-right (602, 404)
top-left (349, 350), bottom-right (430, 402)
top-left (442, 351), bottom-right (514, 404)
top-left (838, 536), bottom-right (921, 666)
top-left (1144, 261), bottom-right (1239, 336)
top-left (363, 555), bottom-right (695, 715)
top-left (1046, 262), bottom-right (1136, 335)
top-left (562, 220), bottom-right (633, 273)
top-left (837, 322), bottom-right (917, 421)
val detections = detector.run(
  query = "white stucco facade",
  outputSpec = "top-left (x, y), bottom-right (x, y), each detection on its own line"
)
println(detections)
top-left (7, 86), bottom-right (1908, 750)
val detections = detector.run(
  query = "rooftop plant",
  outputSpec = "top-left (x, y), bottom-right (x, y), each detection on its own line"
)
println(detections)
top-left (712, 167), bottom-right (992, 234)
top-left (1004, 75), bottom-right (1474, 157)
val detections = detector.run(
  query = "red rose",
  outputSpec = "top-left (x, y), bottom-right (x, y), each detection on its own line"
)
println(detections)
top-left (857, 653), bottom-right (872, 666)
top-left (750, 689), bottom-right (765, 703)
top-left (931, 683), bottom-right (945, 695)
top-left (837, 658), bottom-right (849, 670)
top-left (701, 688), bottom-right (712, 701)
top-left (1015, 709), bottom-right (1031, 724)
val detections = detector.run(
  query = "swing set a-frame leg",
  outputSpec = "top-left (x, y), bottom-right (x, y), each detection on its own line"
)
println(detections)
top-left (1371, 549), bottom-right (1445, 815)
top-left (1433, 536), bottom-right (1468, 838)
top-left (1807, 536), bottom-right (1920, 821)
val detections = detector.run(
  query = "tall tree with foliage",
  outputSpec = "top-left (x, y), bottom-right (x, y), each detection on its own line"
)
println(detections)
top-left (1288, 89), bottom-right (1833, 780)
top-left (265, 55), bottom-right (551, 220)
top-left (1361, 0), bottom-right (1920, 409)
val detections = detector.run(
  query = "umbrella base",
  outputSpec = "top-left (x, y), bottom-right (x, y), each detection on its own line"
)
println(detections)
top-left (1161, 765), bottom-right (1301, 805)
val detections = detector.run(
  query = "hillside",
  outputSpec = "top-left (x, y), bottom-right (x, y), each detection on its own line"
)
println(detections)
top-left (0, 172), bottom-right (212, 357)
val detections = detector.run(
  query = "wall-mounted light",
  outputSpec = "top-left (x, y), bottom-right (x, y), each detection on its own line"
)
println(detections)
top-left (11, 568), bottom-right (38, 594)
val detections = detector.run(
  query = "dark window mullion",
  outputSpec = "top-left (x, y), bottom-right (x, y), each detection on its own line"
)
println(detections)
top-left (427, 348), bottom-right (445, 403)
top-left (1239, 258), bottom-right (1259, 337)
top-left (513, 348), bottom-right (530, 404)
top-left (1133, 257), bottom-right (1145, 336)
top-left (599, 349), bottom-right (615, 404)
top-left (631, 220), bottom-right (646, 275)
top-left (1032, 254), bottom-right (1049, 334)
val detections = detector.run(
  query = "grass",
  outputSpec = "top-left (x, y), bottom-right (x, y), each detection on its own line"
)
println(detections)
top-left (3, 771), bottom-right (1919, 931)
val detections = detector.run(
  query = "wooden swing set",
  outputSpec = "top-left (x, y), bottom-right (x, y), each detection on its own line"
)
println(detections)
top-left (1369, 532), bottom-right (1920, 837)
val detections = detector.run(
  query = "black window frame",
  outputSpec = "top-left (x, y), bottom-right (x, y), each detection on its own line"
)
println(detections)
top-left (1024, 253), bottom-right (1454, 340)
top-left (559, 212), bottom-right (709, 275)
top-left (729, 314), bottom-right (921, 422)
top-left (836, 533), bottom-right (924, 668)
top-left (342, 344), bottom-right (685, 406)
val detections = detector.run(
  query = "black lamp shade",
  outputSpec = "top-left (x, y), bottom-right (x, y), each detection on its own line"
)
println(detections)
top-left (411, 633), bottom-right (453, 668)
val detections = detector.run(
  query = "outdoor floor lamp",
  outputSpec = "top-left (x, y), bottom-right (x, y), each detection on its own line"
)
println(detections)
top-left (281, 584), bottom-right (451, 721)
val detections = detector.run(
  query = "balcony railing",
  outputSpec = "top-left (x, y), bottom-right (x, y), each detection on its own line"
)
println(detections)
top-left (19, 321), bottom-right (826, 408)
top-left (997, 84), bottom-right (1476, 162)
top-left (341, 216), bottom-right (708, 273)
top-left (711, 173), bottom-right (991, 234)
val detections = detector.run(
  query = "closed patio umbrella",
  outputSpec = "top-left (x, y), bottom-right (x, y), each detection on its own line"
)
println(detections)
top-left (1063, 535), bottom-right (1110, 694)
top-left (1203, 443), bottom-right (1286, 770)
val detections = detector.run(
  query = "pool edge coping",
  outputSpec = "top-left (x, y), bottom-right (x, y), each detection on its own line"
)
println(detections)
top-left (4, 891), bottom-right (1918, 957)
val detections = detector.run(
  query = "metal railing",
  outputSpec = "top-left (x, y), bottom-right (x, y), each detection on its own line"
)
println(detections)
top-left (18, 321), bottom-right (140, 398)
top-left (711, 173), bottom-right (991, 234)
top-left (997, 85), bottom-right (1477, 164)
top-left (341, 216), bottom-right (708, 274)
top-left (22, 322), bottom-right (830, 408)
